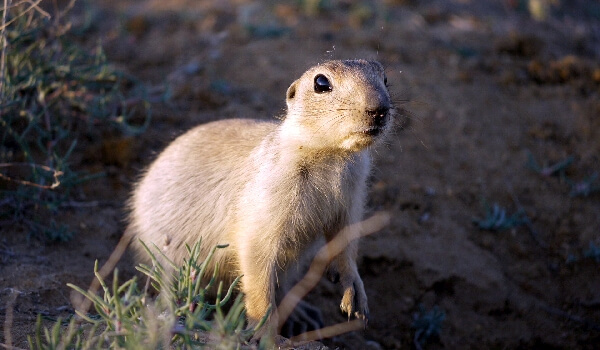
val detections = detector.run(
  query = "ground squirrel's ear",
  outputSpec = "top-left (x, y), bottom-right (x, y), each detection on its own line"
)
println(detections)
top-left (286, 79), bottom-right (298, 101)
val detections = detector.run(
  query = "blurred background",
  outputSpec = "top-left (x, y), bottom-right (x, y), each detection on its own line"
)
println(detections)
top-left (1, 0), bottom-right (599, 349)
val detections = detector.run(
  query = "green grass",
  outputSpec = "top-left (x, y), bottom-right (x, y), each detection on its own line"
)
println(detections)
top-left (584, 242), bottom-right (600, 263)
top-left (0, 0), bottom-right (150, 240)
top-left (473, 201), bottom-right (526, 232)
top-left (412, 304), bottom-right (445, 350)
top-left (527, 152), bottom-right (599, 197)
top-left (29, 240), bottom-right (269, 349)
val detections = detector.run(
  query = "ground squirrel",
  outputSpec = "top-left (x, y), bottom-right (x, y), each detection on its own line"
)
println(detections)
top-left (127, 59), bottom-right (394, 336)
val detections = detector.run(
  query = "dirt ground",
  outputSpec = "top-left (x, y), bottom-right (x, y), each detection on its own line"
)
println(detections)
top-left (2, 0), bottom-right (600, 349)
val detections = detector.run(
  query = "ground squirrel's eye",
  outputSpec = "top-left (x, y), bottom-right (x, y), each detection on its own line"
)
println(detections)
top-left (384, 75), bottom-right (388, 86)
top-left (314, 74), bottom-right (332, 93)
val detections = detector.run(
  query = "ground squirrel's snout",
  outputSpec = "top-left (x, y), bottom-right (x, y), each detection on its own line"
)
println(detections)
top-left (364, 106), bottom-right (390, 136)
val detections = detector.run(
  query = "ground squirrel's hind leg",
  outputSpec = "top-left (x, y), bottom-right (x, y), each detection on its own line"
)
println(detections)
top-left (242, 269), bottom-right (279, 340)
top-left (279, 300), bottom-right (324, 338)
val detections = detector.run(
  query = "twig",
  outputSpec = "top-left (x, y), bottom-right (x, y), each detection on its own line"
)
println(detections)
top-left (0, 0), bottom-right (49, 31)
top-left (2, 0), bottom-right (48, 12)
top-left (0, 162), bottom-right (63, 189)
top-left (52, 0), bottom-right (76, 29)
top-left (0, 0), bottom-right (9, 99)
top-left (290, 319), bottom-right (365, 344)
top-left (2, 288), bottom-right (19, 350)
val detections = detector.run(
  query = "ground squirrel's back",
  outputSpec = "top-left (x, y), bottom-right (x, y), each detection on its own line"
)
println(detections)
top-left (128, 119), bottom-right (276, 280)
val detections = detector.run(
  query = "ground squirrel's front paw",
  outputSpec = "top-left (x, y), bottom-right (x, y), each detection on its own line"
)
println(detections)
top-left (340, 281), bottom-right (369, 324)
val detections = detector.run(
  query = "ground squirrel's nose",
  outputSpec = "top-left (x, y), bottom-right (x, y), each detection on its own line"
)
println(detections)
top-left (366, 107), bottom-right (390, 129)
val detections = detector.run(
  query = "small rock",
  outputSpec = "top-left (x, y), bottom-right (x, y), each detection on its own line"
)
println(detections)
top-left (365, 339), bottom-right (384, 350)
top-left (495, 33), bottom-right (543, 58)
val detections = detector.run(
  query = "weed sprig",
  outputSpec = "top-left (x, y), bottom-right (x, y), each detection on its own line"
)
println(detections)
top-left (527, 152), bottom-right (574, 178)
top-left (567, 173), bottom-right (599, 198)
top-left (527, 152), bottom-right (599, 198)
top-left (584, 242), bottom-right (600, 263)
top-left (412, 304), bottom-right (445, 350)
top-left (0, 1), bottom-right (150, 239)
top-left (474, 202), bottom-right (527, 232)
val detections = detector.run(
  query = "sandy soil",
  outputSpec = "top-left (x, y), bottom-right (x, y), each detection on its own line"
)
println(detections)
top-left (2, 1), bottom-right (600, 349)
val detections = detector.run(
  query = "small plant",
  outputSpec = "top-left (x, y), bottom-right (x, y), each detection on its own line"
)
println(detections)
top-left (584, 242), bottom-right (600, 263)
top-left (29, 314), bottom-right (102, 350)
top-left (412, 304), bottom-right (445, 350)
top-left (474, 202), bottom-right (526, 232)
top-left (0, 1), bottom-right (150, 240)
top-left (28, 240), bottom-right (268, 349)
top-left (568, 173), bottom-right (599, 197)
top-left (527, 153), bottom-right (599, 198)
top-left (527, 152), bottom-right (574, 178)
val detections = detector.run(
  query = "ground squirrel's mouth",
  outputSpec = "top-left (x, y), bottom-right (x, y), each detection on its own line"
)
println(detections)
top-left (342, 108), bottom-right (389, 150)
top-left (361, 126), bottom-right (383, 136)
top-left (341, 127), bottom-right (382, 151)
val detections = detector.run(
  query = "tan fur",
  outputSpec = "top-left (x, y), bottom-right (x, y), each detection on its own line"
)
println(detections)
top-left (127, 59), bottom-right (393, 334)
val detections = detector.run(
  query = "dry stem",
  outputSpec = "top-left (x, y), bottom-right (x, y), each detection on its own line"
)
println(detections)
top-left (0, 163), bottom-right (63, 189)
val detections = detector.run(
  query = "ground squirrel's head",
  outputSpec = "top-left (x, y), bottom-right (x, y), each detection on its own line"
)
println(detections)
top-left (281, 59), bottom-right (393, 153)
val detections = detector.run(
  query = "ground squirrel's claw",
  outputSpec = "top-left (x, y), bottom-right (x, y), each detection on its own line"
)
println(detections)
top-left (340, 285), bottom-right (355, 318)
top-left (340, 280), bottom-right (369, 326)
top-left (355, 311), bottom-right (369, 328)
